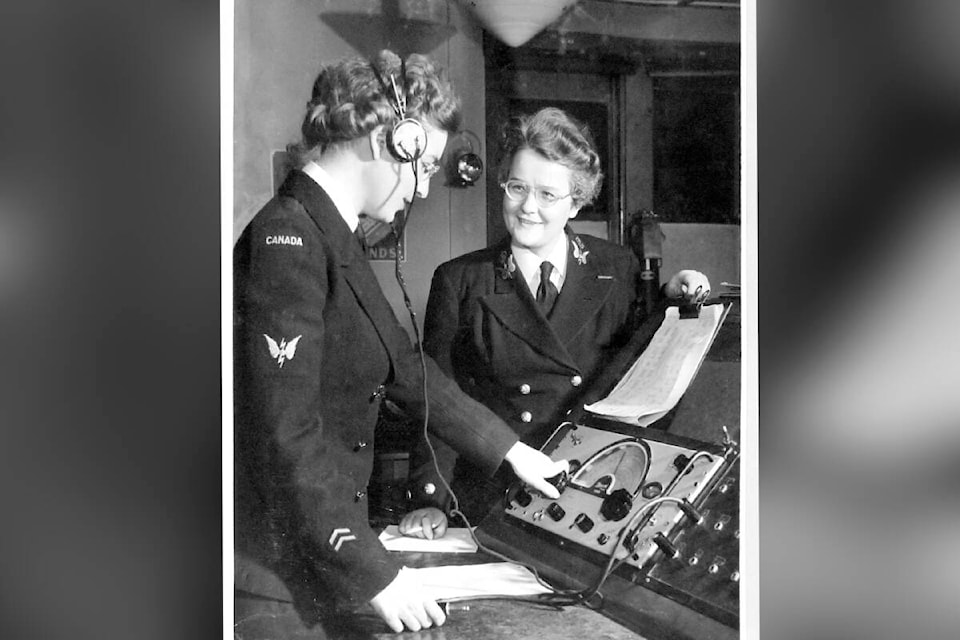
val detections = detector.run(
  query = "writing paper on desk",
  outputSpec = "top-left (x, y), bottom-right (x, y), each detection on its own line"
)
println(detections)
top-left (378, 525), bottom-right (478, 553)
top-left (585, 304), bottom-right (726, 426)
top-left (408, 563), bottom-right (551, 601)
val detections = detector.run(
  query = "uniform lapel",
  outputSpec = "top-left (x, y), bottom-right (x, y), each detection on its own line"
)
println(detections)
top-left (480, 241), bottom-right (579, 371)
top-left (282, 171), bottom-right (407, 364)
top-left (549, 233), bottom-right (616, 347)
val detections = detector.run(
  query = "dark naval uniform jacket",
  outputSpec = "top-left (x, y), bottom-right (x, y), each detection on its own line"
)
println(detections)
top-left (408, 231), bottom-right (641, 518)
top-left (234, 171), bottom-right (519, 612)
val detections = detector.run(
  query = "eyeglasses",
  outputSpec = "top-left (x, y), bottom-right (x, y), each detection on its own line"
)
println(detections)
top-left (500, 179), bottom-right (572, 208)
top-left (419, 157), bottom-right (441, 179)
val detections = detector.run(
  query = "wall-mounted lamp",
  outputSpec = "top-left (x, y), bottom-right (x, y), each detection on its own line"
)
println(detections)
top-left (448, 129), bottom-right (484, 187)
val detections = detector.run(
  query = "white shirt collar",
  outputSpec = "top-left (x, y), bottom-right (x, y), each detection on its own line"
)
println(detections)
top-left (512, 233), bottom-right (569, 294)
top-left (301, 161), bottom-right (360, 232)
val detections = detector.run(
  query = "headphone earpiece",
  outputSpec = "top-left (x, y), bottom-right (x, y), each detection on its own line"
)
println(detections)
top-left (388, 117), bottom-right (427, 163)
top-left (370, 58), bottom-right (427, 164)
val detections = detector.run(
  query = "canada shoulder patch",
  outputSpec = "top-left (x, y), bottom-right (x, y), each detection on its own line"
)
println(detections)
top-left (265, 235), bottom-right (304, 247)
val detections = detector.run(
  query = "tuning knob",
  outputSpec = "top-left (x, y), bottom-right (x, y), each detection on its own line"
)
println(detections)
top-left (546, 502), bottom-right (566, 522)
top-left (600, 488), bottom-right (633, 521)
top-left (514, 487), bottom-right (533, 508)
top-left (545, 470), bottom-right (569, 494)
top-left (573, 513), bottom-right (594, 533)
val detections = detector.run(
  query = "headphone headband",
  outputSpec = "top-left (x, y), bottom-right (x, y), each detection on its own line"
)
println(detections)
top-left (369, 56), bottom-right (426, 163)
top-left (370, 59), bottom-right (405, 119)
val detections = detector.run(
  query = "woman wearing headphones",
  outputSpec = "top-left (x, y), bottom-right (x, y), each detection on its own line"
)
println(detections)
top-left (234, 51), bottom-right (567, 635)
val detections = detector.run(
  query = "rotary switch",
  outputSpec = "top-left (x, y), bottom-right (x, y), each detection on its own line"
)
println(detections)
top-left (600, 488), bottom-right (633, 521)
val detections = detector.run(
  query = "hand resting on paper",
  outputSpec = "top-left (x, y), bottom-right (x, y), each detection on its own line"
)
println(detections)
top-left (663, 269), bottom-right (712, 305)
top-left (399, 445), bottom-right (566, 538)
top-left (369, 567), bottom-right (446, 633)
top-left (399, 507), bottom-right (448, 540)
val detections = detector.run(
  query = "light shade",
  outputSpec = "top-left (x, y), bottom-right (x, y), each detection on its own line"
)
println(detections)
top-left (467, 0), bottom-right (577, 48)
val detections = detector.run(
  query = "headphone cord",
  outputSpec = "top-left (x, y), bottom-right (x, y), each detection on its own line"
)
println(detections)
top-left (392, 166), bottom-right (437, 510)
top-left (392, 164), bottom-right (599, 611)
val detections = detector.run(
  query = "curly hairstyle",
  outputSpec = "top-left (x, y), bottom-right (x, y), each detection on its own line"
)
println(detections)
top-left (288, 50), bottom-right (461, 165)
top-left (496, 107), bottom-right (603, 207)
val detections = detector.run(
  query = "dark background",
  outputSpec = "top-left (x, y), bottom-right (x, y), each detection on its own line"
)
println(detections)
top-left (654, 75), bottom-right (739, 224)
top-left (2, 2), bottom-right (959, 639)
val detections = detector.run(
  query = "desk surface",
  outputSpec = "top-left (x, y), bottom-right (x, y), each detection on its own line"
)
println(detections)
top-left (235, 302), bottom-right (740, 640)
top-left (235, 551), bottom-right (646, 640)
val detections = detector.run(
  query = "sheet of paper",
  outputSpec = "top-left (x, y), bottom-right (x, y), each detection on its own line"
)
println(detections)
top-left (405, 563), bottom-right (552, 601)
top-left (585, 304), bottom-right (725, 425)
top-left (378, 525), bottom-right (478, 553)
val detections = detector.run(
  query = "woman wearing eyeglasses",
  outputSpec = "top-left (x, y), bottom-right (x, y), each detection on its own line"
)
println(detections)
top-left (234, 53), bottom-right (570, 636)
top-left (399, 107), bottom-right (710, 538)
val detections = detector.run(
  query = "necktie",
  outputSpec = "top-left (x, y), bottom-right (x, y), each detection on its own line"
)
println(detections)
top-left (354, 227), bottom-right (368, 252)
top-left (536, 261), bottom-right (559, 317)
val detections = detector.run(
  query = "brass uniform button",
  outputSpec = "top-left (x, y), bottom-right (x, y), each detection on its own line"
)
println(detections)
top-left (570, 375), bottom-right (583, 387)
top-left (520, 411), bottom-right (532, 423)
top-left (519, 383), bottom-right (531, 395)
top-left (423, 483), bottom-right (436, 495)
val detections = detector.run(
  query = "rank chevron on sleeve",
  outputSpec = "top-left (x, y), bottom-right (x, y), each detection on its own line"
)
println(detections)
top-left (328, 527), bottom-right (356, 552)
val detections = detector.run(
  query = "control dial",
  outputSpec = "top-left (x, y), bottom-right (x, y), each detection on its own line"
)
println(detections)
top-left (600, 488), bottom-right (633, 521)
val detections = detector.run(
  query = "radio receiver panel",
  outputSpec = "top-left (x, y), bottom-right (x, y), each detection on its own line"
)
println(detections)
top-left (507, 421), bottom-right (728, 570)
top-left (477, 418), bottom-right (740, 640)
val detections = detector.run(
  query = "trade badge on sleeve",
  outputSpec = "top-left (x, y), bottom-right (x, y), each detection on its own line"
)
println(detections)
top-left (263, 334), bottom-right (302, 368)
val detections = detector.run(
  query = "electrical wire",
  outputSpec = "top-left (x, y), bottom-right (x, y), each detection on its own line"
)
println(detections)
top-left (390, 159), bottom-right (707, 613)
top-left (393, 194), bottom-right (727, 607)
top-left (388, 162), bottom-right (584, 607)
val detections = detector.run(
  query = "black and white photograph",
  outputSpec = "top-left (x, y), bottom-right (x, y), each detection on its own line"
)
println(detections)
top-left (228, 1), bottom-right (753, 638)
top-left (10, 2), bottom-right (960, 640)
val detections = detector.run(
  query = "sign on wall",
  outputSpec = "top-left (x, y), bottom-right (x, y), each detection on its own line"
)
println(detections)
top-left (357, 217), bottom-right (405, 262)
